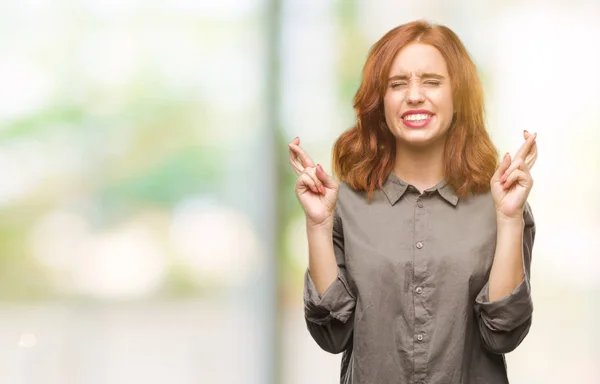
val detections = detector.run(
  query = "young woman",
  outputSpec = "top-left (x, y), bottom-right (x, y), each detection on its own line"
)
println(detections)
top-left (288, 20), bottom-right (538, 384)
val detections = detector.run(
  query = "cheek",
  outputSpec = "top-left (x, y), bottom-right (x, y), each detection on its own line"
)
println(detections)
top-left (431, 90), bottom-right (454, 117)
top-left (383, 94), bottom-right (401, 120)
top-left (442, 89), bottom-right (454, 113)
top-left (383, 92), bottom-right (403, 112)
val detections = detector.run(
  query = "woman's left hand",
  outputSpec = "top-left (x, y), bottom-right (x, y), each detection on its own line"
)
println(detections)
top-left (491, 130), bottom-right (538, 220)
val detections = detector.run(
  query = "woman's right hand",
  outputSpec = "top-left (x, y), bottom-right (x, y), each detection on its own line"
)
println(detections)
top-left (288, 137), bottom-right (339, 227)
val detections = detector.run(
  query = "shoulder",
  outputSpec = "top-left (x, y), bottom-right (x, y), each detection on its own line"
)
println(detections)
top-left (460, 190), bottom-right (535, 229)
top-left (335, 181), bottom-right (374, 222)
top-left (458, 189), bottom-right (495, 212)
top-left (337, 181), bottom-right (369, 208)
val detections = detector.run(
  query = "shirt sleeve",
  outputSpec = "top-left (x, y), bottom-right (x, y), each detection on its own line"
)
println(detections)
top-left (474, 201), bottom-right (536, 354)
top-left (304, 209), bottom-right (356, 354)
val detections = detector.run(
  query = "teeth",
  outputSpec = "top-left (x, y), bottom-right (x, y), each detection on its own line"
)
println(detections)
top-left (403, 114), bottom-right (431, 121)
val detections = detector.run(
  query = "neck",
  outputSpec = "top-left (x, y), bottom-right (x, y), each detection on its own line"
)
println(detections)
top-left (393, 140), bottom-right (445, 192)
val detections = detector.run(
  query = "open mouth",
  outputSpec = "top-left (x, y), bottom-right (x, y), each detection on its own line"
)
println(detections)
top-left (403, 113), bottom-right (432, 122)
top-left (402, 113), bottom-right (433, 128)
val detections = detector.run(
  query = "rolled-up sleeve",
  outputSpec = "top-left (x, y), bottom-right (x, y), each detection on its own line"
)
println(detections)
top-left (475, 202), bottom-right (536, 354)
top-left (304, 211), bottom-right (356, 354)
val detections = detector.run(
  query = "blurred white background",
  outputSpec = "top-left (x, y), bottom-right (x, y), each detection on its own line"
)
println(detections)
top-left (0, 0), bottom-right (598, 383)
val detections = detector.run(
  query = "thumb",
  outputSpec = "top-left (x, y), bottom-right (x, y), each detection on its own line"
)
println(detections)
top-left (492, 152), bottom-right (511, 182)
top-left (316, 164), bottom-right (338, 189)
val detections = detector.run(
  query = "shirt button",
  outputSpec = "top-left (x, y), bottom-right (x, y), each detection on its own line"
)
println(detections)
top-left (417, 200), bottom-right (423, 208)
top-left (416, 242), bottom-right (424, 249)
top-left (417, 333), bottom-right (424, 342)
top-left (415, 287), bottom-right (423, 294)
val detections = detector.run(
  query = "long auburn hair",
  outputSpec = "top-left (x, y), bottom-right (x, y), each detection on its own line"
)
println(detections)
top-left (332, 20), bottom-right (498, 201)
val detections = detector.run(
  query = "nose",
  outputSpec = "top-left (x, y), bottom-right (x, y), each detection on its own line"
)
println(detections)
top-left (406, 82), bottom-right (425, 104)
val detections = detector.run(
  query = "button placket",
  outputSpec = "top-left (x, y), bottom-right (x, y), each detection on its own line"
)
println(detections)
top-left (413, 198), bottom-right (429, 380)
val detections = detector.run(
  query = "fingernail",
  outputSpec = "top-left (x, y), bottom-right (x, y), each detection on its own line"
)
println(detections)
top-left (533, 132), bottom-right (537, 139)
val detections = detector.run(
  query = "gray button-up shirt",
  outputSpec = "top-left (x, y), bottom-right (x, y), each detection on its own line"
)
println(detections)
top-left (304, 173), bottom-right (535, 384)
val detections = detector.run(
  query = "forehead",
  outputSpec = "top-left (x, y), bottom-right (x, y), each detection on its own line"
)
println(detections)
top-left (389, 43), bottom-right (449, 76)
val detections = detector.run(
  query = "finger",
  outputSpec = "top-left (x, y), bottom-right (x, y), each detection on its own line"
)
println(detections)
top-left (288, 150), bottom-right (303, 173)
top-left (521, 130), bottom-right (538, 170)
top-left (514, 132), bottom-right (537, 162)
top-left (287, 138), bottom-right (305, 175)
top-left (525, 142), bottom-right (538, 170)
top-left (492, 152), bottom-right (511, 182)
top-left (500, 158), bottom-right (526, 184)
top-left (288, 146), bottom-right (304, 175)
top-left (296, 173), bottom-right (320, 195)
top-left (503, 169), bottom-right (533, 190)
top-left (304, 166), bottom-right (325, 194)
top-left (514, 135), bottom-right (536, 162)
top-left (315, 164), bottom-right (339, 190)
top-left (288, 143), bottom-right (316, 169)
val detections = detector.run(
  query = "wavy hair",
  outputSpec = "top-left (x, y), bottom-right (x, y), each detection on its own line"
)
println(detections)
top-left (332, 20), bottom-right (498, 200)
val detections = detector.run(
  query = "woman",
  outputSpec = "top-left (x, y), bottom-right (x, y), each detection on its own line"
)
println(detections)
top-left (287, 20), bottom-right (538, 384)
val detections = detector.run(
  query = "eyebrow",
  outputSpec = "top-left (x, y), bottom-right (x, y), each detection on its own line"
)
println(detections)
top-left (388, 72), bottom-right (445, 82)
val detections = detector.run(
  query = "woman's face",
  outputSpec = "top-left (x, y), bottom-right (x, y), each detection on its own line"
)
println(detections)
top-left (383, 43), bottom-right (454, 148)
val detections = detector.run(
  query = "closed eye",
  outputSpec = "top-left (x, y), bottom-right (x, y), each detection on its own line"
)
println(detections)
top-left (390, 82), bottom-right (408, 88)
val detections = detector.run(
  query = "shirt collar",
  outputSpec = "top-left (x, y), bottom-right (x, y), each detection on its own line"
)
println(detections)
top-left (381, 172), bottom-right (459, 206)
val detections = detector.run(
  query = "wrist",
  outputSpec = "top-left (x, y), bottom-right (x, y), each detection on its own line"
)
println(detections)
top-left (496, 211), bottom-right (524, 227)
top-left (306, 215), bottom-right (334, 233)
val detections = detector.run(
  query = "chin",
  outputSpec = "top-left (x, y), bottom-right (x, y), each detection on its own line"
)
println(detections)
top-left (396, 131), bottom-right (444, 148)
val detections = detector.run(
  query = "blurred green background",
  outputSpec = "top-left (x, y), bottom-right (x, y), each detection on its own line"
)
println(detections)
top-left (0, 0), bottom-right (598, 383)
